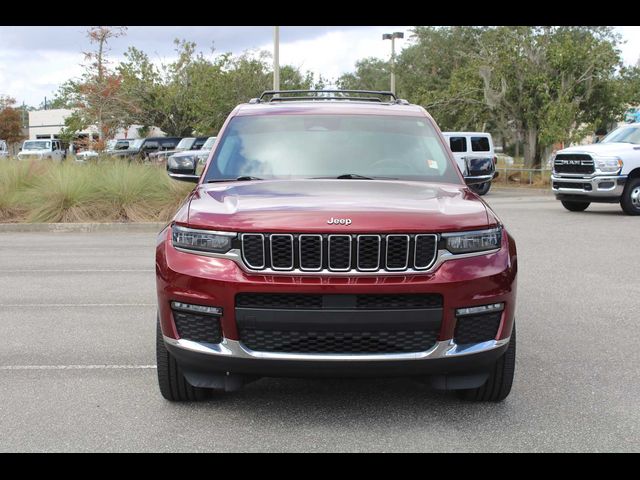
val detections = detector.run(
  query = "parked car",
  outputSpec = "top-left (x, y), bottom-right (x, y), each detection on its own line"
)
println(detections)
top-left (166, 136), bottom-right (217, 175)
top-left (111, 137), bottom-right (182, 161)
top-left (149, 137), bottom-right (208, 164)
top-left (551, 122), bottom-right (640, 215)
top-left (0, 140), bottom-right (8, 158)
top-left (442, 132), bottom-right (497, 195)
top-left (74, 149), bottom-right (99, 162)
top-left (157, 89), bottom-right (515, 402)
top-left (106, 139), bottom-right (134, 153)
top-left (17, 139), bottom-right (65, 161)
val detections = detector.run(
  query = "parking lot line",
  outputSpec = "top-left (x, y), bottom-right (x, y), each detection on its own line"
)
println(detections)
top-left (0, 365), bottom-right (157, 370)
top-left (0, 303), bottom-right (155, 307)
top-left (1, 269), bottom-right (154, 273)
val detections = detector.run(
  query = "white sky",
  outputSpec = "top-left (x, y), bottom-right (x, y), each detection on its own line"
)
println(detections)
top-left (0, 26), bottom-right (639, 107)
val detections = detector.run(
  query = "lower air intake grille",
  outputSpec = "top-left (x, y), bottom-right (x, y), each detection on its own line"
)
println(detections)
top-left (236, 293), bottom-right (443, 309)
top-left (239, 329), bottom-right (439, 354)
top-left (172, 310), bottom-right (222, 343)
top-left (454, 312), bottom-right (502, 345)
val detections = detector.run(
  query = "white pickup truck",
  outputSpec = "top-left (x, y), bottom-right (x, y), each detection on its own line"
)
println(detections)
top-left (17, 139), bottom-right (65, 162)
top-left (551, 123), bottom-right (640, 215)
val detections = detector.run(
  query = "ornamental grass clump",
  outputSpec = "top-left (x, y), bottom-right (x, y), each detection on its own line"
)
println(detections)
top-left (5, 158), bottom-right (194, 223)
top-left (0, 160), bottom-right (45, 221)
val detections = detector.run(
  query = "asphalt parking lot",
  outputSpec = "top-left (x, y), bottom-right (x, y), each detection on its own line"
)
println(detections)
top-left (1, 187), bottom-right (639, 452)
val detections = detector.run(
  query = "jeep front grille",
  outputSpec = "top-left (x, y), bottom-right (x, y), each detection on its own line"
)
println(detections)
top-left (240, 233), bottom-right (438, 273)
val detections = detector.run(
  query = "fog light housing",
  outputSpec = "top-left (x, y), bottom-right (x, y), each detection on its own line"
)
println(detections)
top-left (171, 301), bottom-right (222, 316)
top-left (456, 303), bottom-right (504, 317)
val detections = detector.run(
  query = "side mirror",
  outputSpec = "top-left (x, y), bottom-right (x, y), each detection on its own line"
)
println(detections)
top-left (169, 173), bottom-right (200, 183)
top-left (167, 156), bottom-right (199, 183)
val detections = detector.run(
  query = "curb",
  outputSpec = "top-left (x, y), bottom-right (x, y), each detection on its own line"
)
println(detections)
top-left (0, 222), bottom-right (167, 233)
top-left (491, 185), bottom-right (553, 195)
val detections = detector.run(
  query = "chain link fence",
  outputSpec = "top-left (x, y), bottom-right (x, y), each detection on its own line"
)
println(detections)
top-left (495, 166), bottom-right (552, 188)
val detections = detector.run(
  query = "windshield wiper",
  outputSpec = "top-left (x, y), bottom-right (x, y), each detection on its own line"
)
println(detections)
top-left (311, 174), bottom-right (398, 180)
top-left (206, 176), bottom-right (263, 183)
top-left (336, 173), bottom-right (374, 180)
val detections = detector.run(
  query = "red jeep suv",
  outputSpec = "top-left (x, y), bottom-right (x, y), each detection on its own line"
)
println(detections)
top-left (156, 90), bottom-right (517, 402)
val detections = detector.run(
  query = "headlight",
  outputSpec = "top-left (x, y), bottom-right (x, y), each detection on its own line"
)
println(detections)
top-left (172, 225), bottom-right (235, 253)
top-left (443, 226), bottom-right (502, 254)
top-left (168, 155), bottom-right (195, 170)
top-left (595, 156), bottom-right (622, 173)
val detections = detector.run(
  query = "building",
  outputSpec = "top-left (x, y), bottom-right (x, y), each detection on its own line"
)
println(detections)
top-left (28, 109), bottom-right (98, 140)
top-left (27, 108), bottom-right (165, 141)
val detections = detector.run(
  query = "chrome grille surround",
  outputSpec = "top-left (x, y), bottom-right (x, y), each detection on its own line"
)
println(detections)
top-left (240, 233), bottom-right (440, 274)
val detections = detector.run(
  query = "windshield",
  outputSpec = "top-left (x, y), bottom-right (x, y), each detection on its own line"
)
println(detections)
top-left (601, 125), bottom-right (640, 145)
top-left (24, 141), bottom-right (51, 150)
top-left (202, 136), bottom-right (217, 150)
top-left (176, 137), bottom-right (195, 150)
top-left (203, 115), bottom-right (460, 183)
top-left (129, 139), bottom-right (144, 149)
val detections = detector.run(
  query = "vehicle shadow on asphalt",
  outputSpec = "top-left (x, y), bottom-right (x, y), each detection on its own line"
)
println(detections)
top-left (168, 377), bottom-right (515, 425)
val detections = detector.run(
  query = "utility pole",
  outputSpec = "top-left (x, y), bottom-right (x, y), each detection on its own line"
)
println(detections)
top-left (382, 31), bottom-right (404, 95)
top-left (273, 26), bottom-right (280, 92)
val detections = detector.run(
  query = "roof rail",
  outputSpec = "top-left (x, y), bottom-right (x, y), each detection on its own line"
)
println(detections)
top-left (254, 90), bottom-right (409, 104)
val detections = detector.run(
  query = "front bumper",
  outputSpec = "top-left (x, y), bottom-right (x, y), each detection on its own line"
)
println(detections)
top-left (156, 225), bottom-right (517, 378)
top-left (552, 174), bottom-right (627, 199)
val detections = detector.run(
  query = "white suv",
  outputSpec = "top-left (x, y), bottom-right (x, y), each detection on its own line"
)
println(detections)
top-left (18, 139), bottom-right (65, 161)
top-left (442, 132), bottom-right (497, 195)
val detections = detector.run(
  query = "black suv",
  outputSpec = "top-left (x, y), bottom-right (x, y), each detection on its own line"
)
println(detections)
top-left (112, 137), bottom-right (182, 161)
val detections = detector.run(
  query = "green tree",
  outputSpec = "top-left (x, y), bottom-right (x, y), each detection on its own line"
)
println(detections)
top-left (339, 26), bottom-right (635, 168)
top-left (476, 26), bottom-right (626, 167)
top-left (337, 58), bottom-right (390, 91)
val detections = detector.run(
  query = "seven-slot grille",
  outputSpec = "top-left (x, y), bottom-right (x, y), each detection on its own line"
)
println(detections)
top-left (553, 154), bottom-right (595, 175)
top-left (241, 233), bottom-right (438, 273)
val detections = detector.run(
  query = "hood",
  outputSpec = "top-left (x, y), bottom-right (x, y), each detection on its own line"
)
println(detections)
top-left (185, 179), bottom-right (491, 233)
top-left (18, 149), bottom-right (47, 155)
top-left (559, 142), bottom-right (634, 156)
top-left (172, 148), bottom-right (211, 158)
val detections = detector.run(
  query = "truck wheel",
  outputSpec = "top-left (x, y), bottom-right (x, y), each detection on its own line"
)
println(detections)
top-left (561, 200), bottom-right (590, 212)
top-left (620, 178), bottom-right (640, 215)
top-left (470, 182), bottom-right (491, 196)
top-left (457, 325), bottom-right (516, 402)
top-left (156, 318), bottom-right (211, 402)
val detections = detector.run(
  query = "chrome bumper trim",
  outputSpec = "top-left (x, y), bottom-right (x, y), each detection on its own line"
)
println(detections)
top-left (172, 247), bottom-right (500, 277)
top-left (551, 174), bottom-right (626, 197)
top-left (164, 336), bottom-right (511, 362)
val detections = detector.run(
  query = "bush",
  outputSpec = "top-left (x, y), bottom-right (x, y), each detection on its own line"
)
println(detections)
top-left (1, 158), bottom-right (193, 223)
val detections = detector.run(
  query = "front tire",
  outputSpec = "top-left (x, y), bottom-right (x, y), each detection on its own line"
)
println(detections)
top-left (156, 318), bottom-right (211, 401)
top-left (470, 181), bottom-right (491, 196)
top-left (561, 200), bottom-right (590, 212)
top-left (457, 325), bottom-right (516, 402)
top-left (620, 178), bottom-right (640, 215)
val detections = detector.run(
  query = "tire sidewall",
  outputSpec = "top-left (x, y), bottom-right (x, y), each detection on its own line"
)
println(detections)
top-left (621, 178), bottom-right (640, 215)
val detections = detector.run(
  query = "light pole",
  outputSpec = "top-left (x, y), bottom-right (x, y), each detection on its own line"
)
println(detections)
top-left (273, 26), bottom-right (280, 91)
top-left (382, 31), bottom-right (404, 95)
